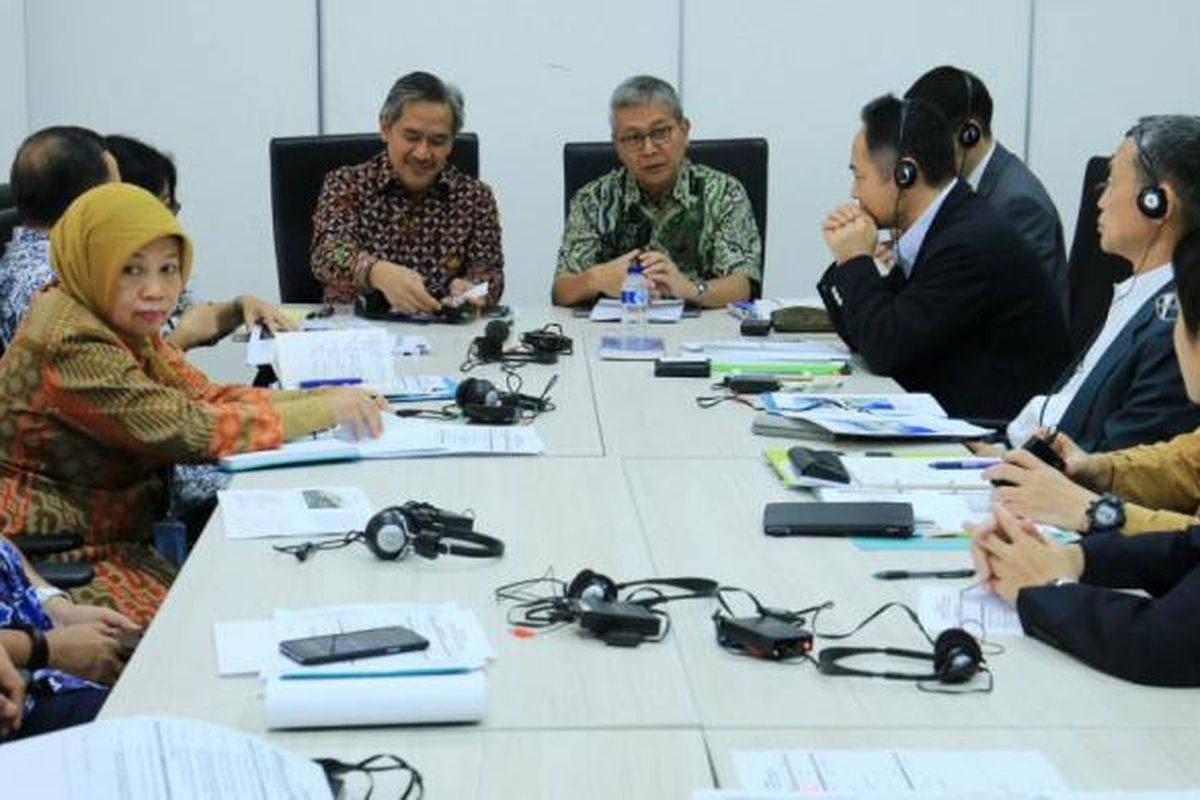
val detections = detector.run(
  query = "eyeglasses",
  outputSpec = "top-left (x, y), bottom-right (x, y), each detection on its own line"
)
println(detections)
top-left (1155, 292), bottom-right (1179, 322)
top-left (615, 125), bottom-right (676, 151)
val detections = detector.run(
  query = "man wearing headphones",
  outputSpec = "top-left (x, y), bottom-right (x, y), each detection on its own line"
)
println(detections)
top-left (997, 116), bottom-right (1200, 455)
top-left (905, 66), bottom-right (1067, 310)
top-left (817, 95), bottom-right (1068, 420)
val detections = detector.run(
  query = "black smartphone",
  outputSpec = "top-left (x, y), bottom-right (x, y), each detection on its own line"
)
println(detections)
top-left (279, 625), bottom-right (429, 666)
top-left (1020, 434), bottom-right (1067, 471)
top-left (483, 304), bottom-right (511, 319)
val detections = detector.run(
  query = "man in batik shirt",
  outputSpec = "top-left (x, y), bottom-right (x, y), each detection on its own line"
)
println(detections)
top-left (311, 71), bottom-right (504, 313)
top-left (553, 75), bottom-right (761, 308)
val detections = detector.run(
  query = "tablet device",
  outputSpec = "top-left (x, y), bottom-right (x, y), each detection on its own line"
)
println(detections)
top-left (762, 502), bottom-right (914, 538)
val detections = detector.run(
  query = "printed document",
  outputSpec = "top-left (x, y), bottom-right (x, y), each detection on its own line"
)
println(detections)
top-left (217, 486), bottom-right (374, 539)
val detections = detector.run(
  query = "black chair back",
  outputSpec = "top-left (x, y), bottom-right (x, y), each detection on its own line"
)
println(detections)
top-left (562, 138), bottom-right (768, 290)
top-left (1067, 156), bottom-right (1132, 356)
top-left (268, 133), bottom-right (480, 303)
top-left (0, 183), bottom-right (17, 261)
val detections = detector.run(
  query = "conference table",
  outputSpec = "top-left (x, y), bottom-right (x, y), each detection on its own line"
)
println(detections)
top-left (102, 307), bottom-right (1200, 798)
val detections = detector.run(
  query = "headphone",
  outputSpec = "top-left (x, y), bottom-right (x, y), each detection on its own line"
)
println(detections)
top-left (273, 501), bottom-right (504, 563)
top-left (469, 319), bottom-right (558, 366)
top-left (818, 627), bottom-right (984, 684)
top-left (496, 569), bottom-right (719, 647)
top-left (893, 100), bottom-right (919, 189)
top-left (957, 70), bottom-right (983, 149)
top-left (454, 375), bottom-right (555, 424)
top-left (1132, 125), bottom-right (1168, 220)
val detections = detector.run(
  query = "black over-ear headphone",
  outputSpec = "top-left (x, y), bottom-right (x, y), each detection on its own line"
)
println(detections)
top-left (363, 504), bottom-right (504, 561)
top-left (1133, 125), bottom-right (1168, 220)
top-left (958, 71), bottom-right (982, 149)
top-left (274, 501), bottom-right (504, 563)
top-left (454, 376), bottom-right (555, 424)
top-left (564, 569), bottom-right (719, 609)
top-left (817, 627), bottom-right (983, 684)
top-left (893, 100), bottom-right (919, 189)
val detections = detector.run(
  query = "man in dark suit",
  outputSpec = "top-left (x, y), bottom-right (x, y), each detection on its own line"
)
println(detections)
top-left (816, 95), bottom-right (1069, 421)
top-left (906, 66), bottom-right (1068, 311)
top-left (1000, 116), bottom-right (1200, 453)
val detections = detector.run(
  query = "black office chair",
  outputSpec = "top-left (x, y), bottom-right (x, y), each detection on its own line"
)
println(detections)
top-left (0, 183), bottom-right (18, 260)
top-left (9, 534), bottom-right (95, 589)
top-left (268, 132), bottom-right (480, 303)
top-left (562, 138), bottom-right (769, 295)
top-left (1067, 156), bottom-right (1132, 357)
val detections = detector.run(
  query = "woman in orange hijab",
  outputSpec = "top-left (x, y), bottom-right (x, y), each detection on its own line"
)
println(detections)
top-left (0, 184), bottom-right (384, 625)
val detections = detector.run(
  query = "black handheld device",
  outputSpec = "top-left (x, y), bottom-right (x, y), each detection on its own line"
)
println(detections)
top-left (279, 625), bottom-right (430, 666)
top-left (1020, 434), bottom-right (1066, 471)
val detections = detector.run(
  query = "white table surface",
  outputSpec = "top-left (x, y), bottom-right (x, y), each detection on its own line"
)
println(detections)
top-left (97, 305), bottom-right (1193, 798)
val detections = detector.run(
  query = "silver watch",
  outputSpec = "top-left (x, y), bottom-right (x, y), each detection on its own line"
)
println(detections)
top-left (690, 277), bottom-right (709, 301)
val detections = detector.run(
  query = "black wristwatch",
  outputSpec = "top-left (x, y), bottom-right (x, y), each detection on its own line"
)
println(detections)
top-left (1085, 492), bottom-right (1126, 534)
top-left (26, 627), bottom-right (49, 671)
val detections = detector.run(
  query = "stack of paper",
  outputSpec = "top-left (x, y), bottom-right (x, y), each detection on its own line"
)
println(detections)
top-left (767, 407), bottom-right (991, 440)
top-left (0, 716), bottom-right (335, 799)
top-left (219, 415), bottom-right (544, 472)
top-left (214, 603), bottom-right (493, 729)
top-left (761, 392), bottom-right (948, 417)
top-left (218, 486), bottom-right (375, 539)
top-left (589, 297), bottom-right (685, 323)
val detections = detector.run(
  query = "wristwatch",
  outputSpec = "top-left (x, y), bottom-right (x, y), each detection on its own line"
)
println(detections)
top-left (1085, 492), bottom-right (1126, 534)
top-left (26, 628), bottom-right (49, 671)
top-left (690, 277), bottom-right (709, 302)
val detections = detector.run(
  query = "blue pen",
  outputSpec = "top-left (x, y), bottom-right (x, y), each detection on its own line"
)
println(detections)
top-left (928, 459), bottom-right (1001, 470)
top-left (298, 377), bottom-right (363, 389)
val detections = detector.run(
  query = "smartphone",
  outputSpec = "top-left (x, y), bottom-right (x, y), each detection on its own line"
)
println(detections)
top-left (279, 625), bottom-right (429, 666)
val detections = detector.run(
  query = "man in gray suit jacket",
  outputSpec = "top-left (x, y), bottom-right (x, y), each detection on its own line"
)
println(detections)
top-left (907, 66), bottom-right (1068, 312)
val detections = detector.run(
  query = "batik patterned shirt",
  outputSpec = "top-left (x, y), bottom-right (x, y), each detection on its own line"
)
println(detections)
top-left (311, 154), bottom-right (504, 306)
top-left (0, 538), bottom-right (101, 720)
top-left (556, 159), bottom-right (762, 284)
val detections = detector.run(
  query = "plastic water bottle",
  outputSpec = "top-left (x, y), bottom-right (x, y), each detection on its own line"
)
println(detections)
top-left (619, 261), bottom-right (649, 351)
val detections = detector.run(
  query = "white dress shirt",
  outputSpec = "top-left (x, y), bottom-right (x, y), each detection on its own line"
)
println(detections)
top-left (965, 141), bottom-right (997, 191)
top-left (1006, 262), bottom-right (1173, 444)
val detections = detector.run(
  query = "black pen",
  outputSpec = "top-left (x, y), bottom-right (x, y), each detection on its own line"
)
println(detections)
top-left (872, 568), bottom-right (976, 580)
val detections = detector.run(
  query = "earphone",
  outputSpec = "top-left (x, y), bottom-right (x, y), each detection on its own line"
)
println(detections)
top-left (817, 627), bottom-right (984, 685)
top-left (958, 70), bottom-right (983, 149)
top-left (893, 100), bottom-right (919, 189)
top-left (496, 569), bottom-right (719, 646)
top-left (454, 375), bottom-right (556, 424)
top-left (273, 501), bottom-right (504, 563)
top-left (1132, 125), bottom-right (1168, 220)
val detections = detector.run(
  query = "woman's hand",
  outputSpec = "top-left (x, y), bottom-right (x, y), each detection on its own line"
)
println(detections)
top-left (45, 622), bottom-right (128, 684)
top-left (44, 601), bottom-right (139, 634)
top-left (321, 388), bottom-right (388, 440)
top-left (0, 648), bottom-right (25, 737)
top-left (971, 505), bottom-right (1085, 604)
top-left (984, 448), bottom-right (1098, 531)
top-left (237, 296), bottom-right (299, 333)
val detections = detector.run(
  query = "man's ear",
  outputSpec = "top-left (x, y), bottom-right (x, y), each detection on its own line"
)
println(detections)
top-left (1158, 181), bottom-right (1180, 226)
top-left (679, 117), bottom-right (692, 139)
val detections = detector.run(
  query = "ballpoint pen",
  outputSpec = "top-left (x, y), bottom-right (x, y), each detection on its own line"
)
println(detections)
top-left (928, 459), bottom-right (1001, 470)
top-left (872, 568), bottom-right (976, 580)
top-left (298, 377), bottom-right (364, 389)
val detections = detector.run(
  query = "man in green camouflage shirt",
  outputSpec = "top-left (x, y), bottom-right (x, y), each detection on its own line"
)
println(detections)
top-left (552, 75), bottom-right (762, 308)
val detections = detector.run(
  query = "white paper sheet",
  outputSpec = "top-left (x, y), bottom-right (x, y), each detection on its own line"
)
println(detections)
top-left (0, 716), bottom-right (333, 799)
top-left (589, 297), bottom-right (685, 322)
top-left (213, 620), bottom-right (273, 675)
top-left (817, 488), bottom-right (990, 534)
top-left (393, 335), bottom-right (431, 356)
top-left (761, 393), bottom-right (948, 417)
top-left (218, 486), bottom-right (373, 539)
top-left (274, 328), bottom-right (395, 388)
top-left (775, 409), bottom-right (991, 439)
top-left (919, 585), bottom-right (1026, 637)
top-left (265, 670), bottom-right (487, 729)
top-left (599, 334), bottom-right (667, 360)
top-left (733, 749), bottom-right (1065, 794)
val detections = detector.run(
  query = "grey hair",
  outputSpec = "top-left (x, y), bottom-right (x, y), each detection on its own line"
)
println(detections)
top-left (609, 75), bottom-right (684, 128)
top-left (379, 71), bottom-right (464, 135)
top-left (1128, 114), bottom-right (1200, 231)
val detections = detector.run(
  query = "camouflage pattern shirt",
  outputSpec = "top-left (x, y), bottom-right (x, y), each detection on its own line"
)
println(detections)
top-left (556, 159), bottom-right (762, 285)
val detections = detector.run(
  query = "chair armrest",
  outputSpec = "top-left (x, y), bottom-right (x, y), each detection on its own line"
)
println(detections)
top-left (9, 533), bottom-right (83, 558)
top-left (31, 562), bottom-right (95, 589)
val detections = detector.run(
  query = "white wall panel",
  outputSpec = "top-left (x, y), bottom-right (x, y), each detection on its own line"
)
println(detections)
top-left (1028, 0), bottom-right (1200, 249)
top-left (683, 0), bottom-right (1032, 298)
top-left (321, 0), bottom-right (680, 308)
top-left (0, 0), bottom-right (27, 172)
top-left (24, 0), bottom-right (318, 303)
